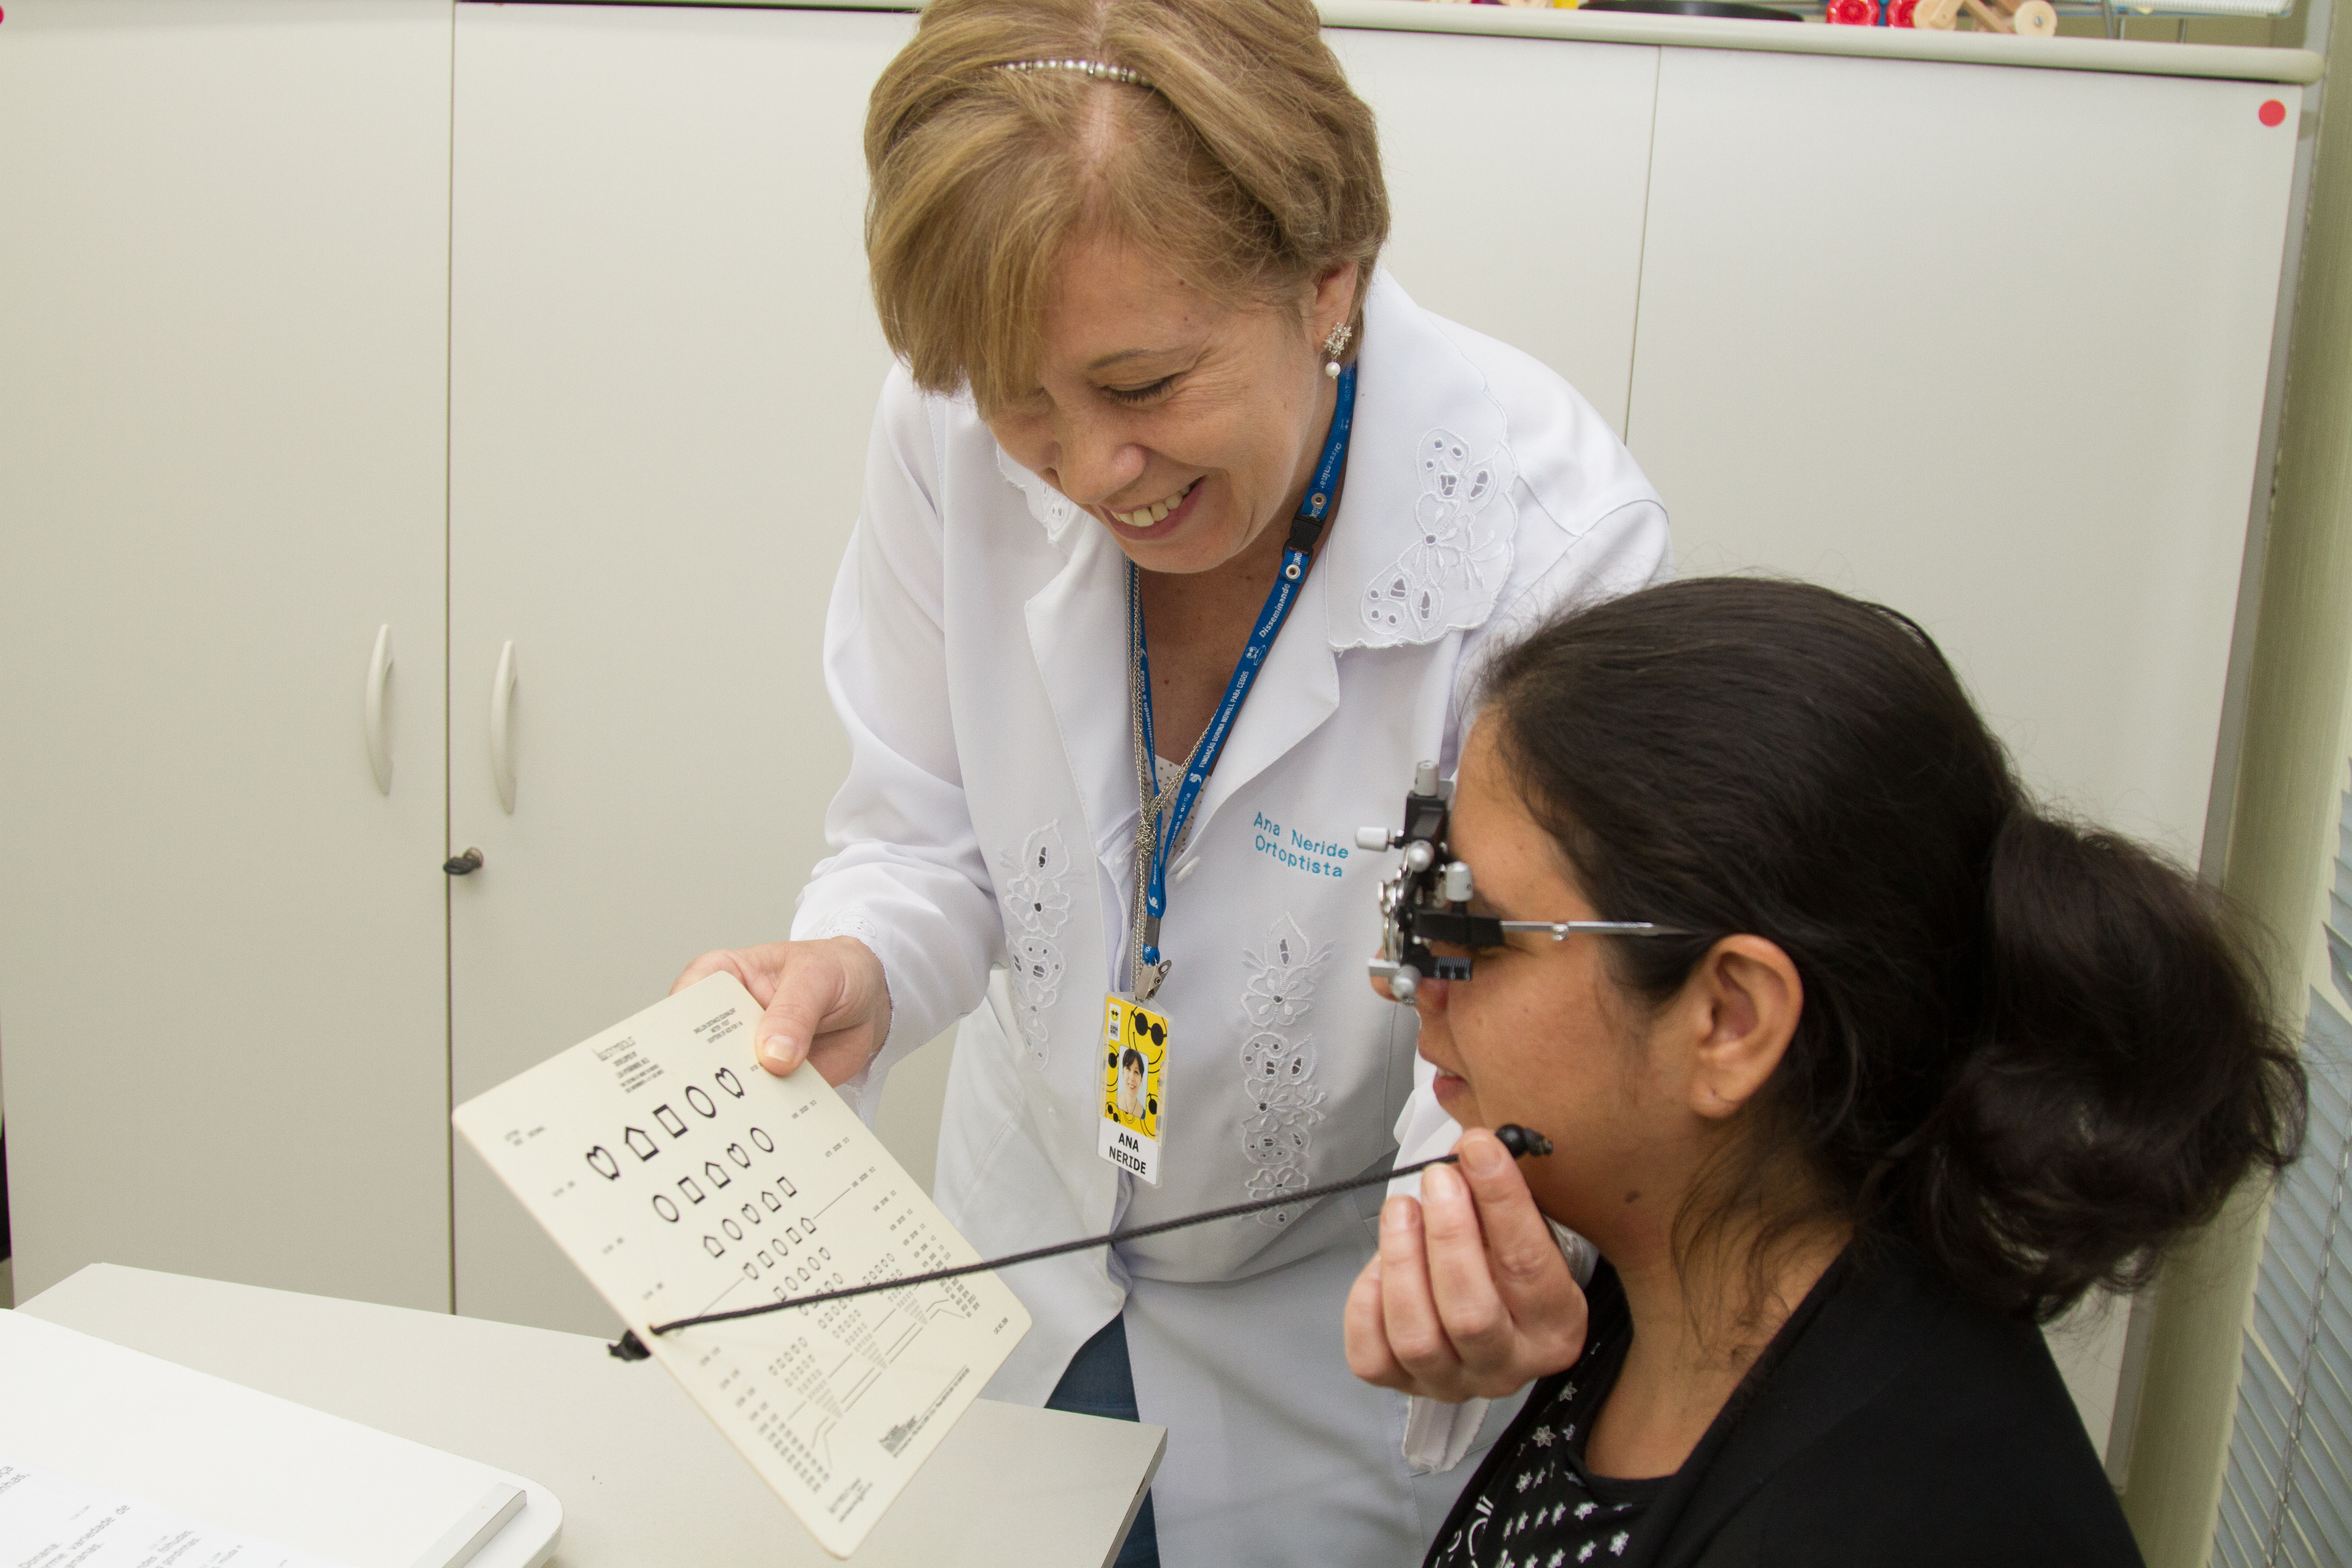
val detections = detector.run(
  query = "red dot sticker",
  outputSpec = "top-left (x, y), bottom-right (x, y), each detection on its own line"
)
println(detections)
top-left (2261, 99), bottom-right (2288, 127)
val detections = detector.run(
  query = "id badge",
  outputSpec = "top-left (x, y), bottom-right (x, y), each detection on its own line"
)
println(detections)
top-left (1099, 994), bottom-right (1168, 1186)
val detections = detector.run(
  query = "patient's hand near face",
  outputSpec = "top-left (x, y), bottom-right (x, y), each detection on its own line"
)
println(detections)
top-left (1342, 1125), bottom-right (1589, 1404)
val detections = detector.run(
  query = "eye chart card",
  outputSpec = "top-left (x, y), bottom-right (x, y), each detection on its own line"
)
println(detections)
top-left (454, 974), bottom-right (1030, 1559)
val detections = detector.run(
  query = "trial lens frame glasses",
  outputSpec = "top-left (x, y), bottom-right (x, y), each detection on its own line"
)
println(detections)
top-left (1362, 760), bottom-right (1692, 1003)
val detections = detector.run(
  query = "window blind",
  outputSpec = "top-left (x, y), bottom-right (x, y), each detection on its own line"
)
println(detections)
top-left (2212, 769), bottom-right (2352, 1568)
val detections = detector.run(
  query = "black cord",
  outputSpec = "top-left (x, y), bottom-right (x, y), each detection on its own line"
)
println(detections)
top-left (608, 1123), bottom-right (1551, 1362)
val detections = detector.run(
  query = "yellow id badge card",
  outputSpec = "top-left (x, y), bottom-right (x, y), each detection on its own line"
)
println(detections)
top-left (1099, 995), bottom-right (1168, 1186)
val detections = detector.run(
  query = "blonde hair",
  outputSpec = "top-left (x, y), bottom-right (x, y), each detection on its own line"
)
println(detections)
top-left (864, 0), bottom-right (1389, 413)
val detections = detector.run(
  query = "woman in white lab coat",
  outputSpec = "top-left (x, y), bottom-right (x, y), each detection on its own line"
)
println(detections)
top-left (675, 1), bottom-right (1669, 1562)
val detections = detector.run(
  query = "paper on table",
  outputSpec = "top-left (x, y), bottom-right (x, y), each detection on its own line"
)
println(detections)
top-left (0, 1310), bottom-right (553, 1568)
top-left (0, 1449), bottom-right (342, 1568)
top-left (453, 973), bottom-right (1030, 1559)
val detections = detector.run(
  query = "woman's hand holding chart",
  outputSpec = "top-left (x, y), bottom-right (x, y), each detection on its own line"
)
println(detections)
top-left (453, 974), bottom-right (1029, 1560)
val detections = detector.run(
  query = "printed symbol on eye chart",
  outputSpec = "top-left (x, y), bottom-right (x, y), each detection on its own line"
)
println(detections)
top-left (760, 1190), bottom-right (782, 1212)
top-left (723, 1218), bottom-right (744, 1240)
top-left (678, 1176), bottom-right (706, 1205)
top-left (750, 1127), bottom-right (774, 1153)
top-left (705, 1160), bottom-right (732, 1189)
top-left (652, 1195), bottom-right (681, 1223)
top-left (704, 1235), bottom-right (725, 1258)
top-left (586, 1147), bottom-right (620, 1181)
top-left (726, 1143), bottom-right (751, 1167)
top-left (741, 1202), bottom-right (763, 1227)
top-left (716, 1067), bottom-right (745, 1098)
top-left (777, 1174), bottom-right (797, 1198)
top-left (686, 1085), bottom-right (717, 1118)
top-left (654, 1104), bottom-right (687, 1138)
top-left (625, 1127), bottom-right (659, 1161)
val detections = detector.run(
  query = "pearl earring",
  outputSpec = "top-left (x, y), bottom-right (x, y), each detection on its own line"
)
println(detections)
top-left (1322, 322), bottom-right (1353, 379)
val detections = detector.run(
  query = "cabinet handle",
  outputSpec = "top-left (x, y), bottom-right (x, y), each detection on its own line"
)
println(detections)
top-left (444, 847), bottom-right (484, 876)
top-left (489, 639), bottom-right (518, 813)
top-left (363, 623), bottom-right (394, 795)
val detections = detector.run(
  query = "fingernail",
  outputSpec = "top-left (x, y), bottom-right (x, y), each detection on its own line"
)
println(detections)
top-left (1461, 1134), bottom-right (1508, 1178)
top-left (1382, 1196), bottom-right (1414, 1233)
top-left (1424, 1163), bottom-right (1463, 1203)
top-left (759, 1035), bottom-right (798, 1073)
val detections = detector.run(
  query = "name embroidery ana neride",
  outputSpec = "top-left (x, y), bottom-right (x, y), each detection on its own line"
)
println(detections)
top-left (1238, 914), bottom-right (1333, 1226)
top-left (999, 822), bottom-right (1077, 1068)
top-left (1250, 809), bottom-right (1351, 879)
top-left (1362, 429), bottom-right (1519, 642)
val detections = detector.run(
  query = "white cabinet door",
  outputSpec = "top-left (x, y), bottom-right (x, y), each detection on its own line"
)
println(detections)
top-left (0, 0), bottom-right (454, 1309)
top-left (1328, 28), bottom-right (1657, 435)
top-left (1628, 49), bottom-right (2299, 868)
top-left (449, 2), bottom-right (914, 1335)
top-left (1625, 47), bottom-right (2300, 1450)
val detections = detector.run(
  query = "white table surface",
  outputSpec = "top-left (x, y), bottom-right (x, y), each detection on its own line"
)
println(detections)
top-left (18, 1264), bottom-right (1162, 1568)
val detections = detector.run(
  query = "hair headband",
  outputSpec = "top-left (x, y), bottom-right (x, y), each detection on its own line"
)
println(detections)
top-left (999, 58), bottom-right (1153, 88)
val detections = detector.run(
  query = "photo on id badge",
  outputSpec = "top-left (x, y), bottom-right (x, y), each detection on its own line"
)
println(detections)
top-left (1100, 996), bottom-right (1167, 1186)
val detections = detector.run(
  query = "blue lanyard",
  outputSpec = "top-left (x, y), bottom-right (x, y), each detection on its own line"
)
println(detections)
top-left (1128, 363), bottom-right (1356, 989)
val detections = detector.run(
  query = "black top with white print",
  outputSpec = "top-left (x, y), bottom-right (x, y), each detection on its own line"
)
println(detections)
top-left (1425, 1266), bottom-right (1662, 1568)
top-left (1428, 1240), bottom-right (2148, 1568)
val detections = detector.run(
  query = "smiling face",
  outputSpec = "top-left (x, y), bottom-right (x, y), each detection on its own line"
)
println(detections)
top-left (1410, 721), bottom-right (1709, 1254)
top-left (984, 232), bottom-right (1357, 576)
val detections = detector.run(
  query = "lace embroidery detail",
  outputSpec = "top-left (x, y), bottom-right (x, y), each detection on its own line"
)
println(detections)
top-left (995, 444), bottom-right (1082, 542)
top-left (1362, 429), bottom-right (1519, 642)
top-left (803, 910), bottom-right (887, 954)
top-left (1238, 914), bottom-right (1333, 1226)
top-left (999, 822), bottom-right (1078, 1067)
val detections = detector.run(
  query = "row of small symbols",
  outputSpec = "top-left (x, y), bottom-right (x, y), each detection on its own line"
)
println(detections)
top-left (744, 1392), bottom-right (823, 1491)
top-left (581, 1068), bottom-right (748, 1181)
top-left (749, 1352), bottom-right (833, 1486)
top-left (644, 1123), bottom-right (821, 1272)
top-left (651, 1125), bottom-right (786, 1224)
top-left (755, 1242), bottom-right (839, 1296)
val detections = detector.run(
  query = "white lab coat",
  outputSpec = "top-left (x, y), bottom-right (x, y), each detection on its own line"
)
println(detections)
top-left (792, 271), bottom-right (1671, 1567)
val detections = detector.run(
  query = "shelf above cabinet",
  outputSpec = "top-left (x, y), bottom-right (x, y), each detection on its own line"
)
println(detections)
top-left (504, 0), bottom-right (2323, 83)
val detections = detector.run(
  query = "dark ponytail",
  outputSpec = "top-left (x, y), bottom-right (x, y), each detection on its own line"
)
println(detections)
top-left (1906, 812), bottom-right (2304, 1317)
top-left (1482, 577), bottom-right (2306, 1322)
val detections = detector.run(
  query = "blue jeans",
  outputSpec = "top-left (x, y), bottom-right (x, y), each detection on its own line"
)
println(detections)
top-left (1045, 1314), bottom-right (1161, 1568)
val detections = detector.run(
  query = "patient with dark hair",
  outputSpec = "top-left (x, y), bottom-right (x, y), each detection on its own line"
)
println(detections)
top-left (1344, 577), bottom-right (2307, 1568)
